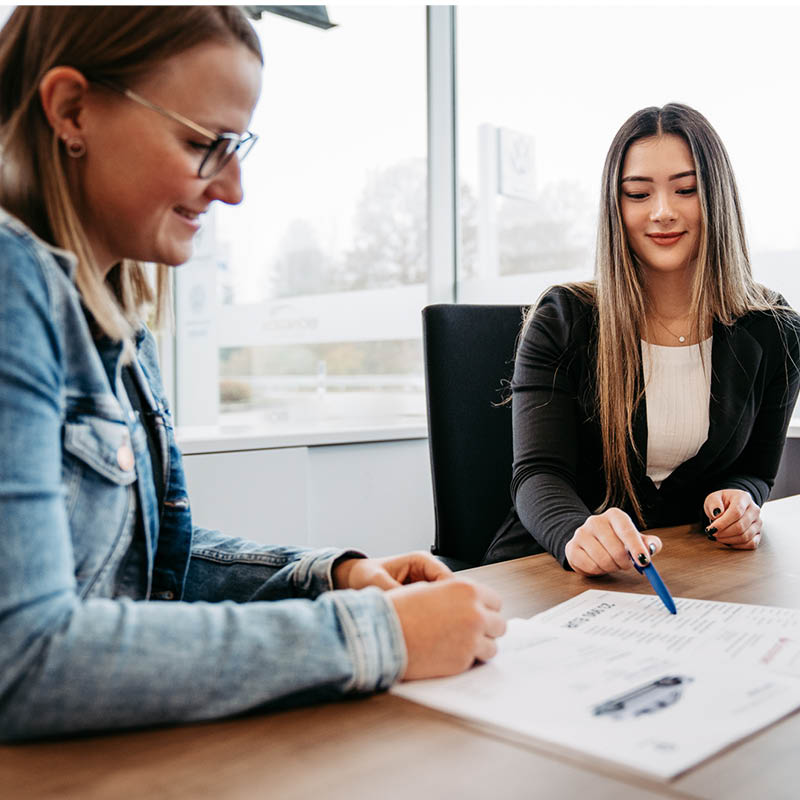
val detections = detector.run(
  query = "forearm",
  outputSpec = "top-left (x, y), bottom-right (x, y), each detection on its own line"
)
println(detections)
top-left (508, 290), bottom-right (597, 568)
top-left (0, 586), bottom-right (406, 741)
top-left (514, 472), bottom-right (591, 569)
top-left (185, 526), bottom-right (365, 602)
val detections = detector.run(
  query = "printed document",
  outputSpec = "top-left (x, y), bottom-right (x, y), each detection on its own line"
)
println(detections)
top-left (534, 590), bottom-right (800, 678)
top-left (391, 591), bottom-right (800, 780)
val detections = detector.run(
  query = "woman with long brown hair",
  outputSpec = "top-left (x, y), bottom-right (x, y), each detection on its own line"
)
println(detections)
top-left (0, 6), bottom-right (505, 741)
top-left (483, 103), bottom-right (800, 574)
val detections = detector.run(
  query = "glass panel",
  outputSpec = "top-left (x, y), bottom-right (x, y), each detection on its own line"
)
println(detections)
top-left (175, 6), bottom-right (427, 437)
top-left (457, 5), bottom-right (800, 313)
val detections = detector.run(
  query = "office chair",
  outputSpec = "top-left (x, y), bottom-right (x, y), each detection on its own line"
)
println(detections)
top-left (422, 304), bottom-right (526, 570)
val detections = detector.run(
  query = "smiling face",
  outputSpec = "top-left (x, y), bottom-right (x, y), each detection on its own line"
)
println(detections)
top-left (76, 40), bottom-right (262, 271)
top-left (619, 134), bottom-right (702, 279)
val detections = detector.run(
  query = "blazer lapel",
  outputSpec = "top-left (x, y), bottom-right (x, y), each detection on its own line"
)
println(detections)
top-left (671, 318), bottom-right (763, 478)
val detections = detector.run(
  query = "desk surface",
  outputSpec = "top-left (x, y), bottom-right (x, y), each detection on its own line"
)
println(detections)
top-left (3, 496), bottom-right (800, 800)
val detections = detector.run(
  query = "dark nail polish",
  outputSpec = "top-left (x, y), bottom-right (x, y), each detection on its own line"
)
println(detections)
top-left (705, 527), bottom-right (717, 536)
top-left (637, 553), bottom-right (649, 566)
top-left (649, 542), bottom-right (657, 556)
top-left (713, 508), bottom-right (721, 517)
top-left (723, 543), bottom-right (732, 548)
top-left (706, 533), bottom-right (717, 541)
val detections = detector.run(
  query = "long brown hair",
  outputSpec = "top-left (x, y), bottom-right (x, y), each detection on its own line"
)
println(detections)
top-left (526, 103), bottom-right (782, 523)
top-left (0, 6), bottom-right (262, 342)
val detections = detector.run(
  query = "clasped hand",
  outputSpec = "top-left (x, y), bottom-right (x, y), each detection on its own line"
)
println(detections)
top-left (333, 551), bottom-right (506, 680)
top-left (703, 489), bottom-right (762, 549)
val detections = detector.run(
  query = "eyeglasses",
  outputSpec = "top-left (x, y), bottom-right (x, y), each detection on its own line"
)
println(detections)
top-left (97, 82), bottom-right (258, 179)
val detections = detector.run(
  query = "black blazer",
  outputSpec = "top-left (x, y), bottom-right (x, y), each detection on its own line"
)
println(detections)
top-left (483, 287), bottom-right (800, 569)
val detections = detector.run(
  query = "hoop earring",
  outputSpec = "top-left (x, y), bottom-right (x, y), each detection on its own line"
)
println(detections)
top-left (64, 137), bottom-right (86, 158)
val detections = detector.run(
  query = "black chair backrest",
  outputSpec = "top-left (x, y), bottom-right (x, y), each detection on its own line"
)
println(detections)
top-left (422, 304), bottom-right (525, 567)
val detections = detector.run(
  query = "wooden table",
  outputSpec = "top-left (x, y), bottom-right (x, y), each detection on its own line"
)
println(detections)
top-left (3, 495), bottom-right (800, 800)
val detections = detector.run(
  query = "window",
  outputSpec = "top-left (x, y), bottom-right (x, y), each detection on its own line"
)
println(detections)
top-left (173, 5), bottom-right (800, 442)
top-left (174, 7), bottom-right (428, 440)
top-left (457, 5), bottom-right (800, 313)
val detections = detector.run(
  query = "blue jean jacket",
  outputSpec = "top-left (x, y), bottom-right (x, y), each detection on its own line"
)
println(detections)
top-left (0, 210), bottom-right (406, 741)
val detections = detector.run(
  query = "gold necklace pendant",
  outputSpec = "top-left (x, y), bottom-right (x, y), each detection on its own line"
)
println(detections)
top-left (652, 313), bottom-right (690, 344)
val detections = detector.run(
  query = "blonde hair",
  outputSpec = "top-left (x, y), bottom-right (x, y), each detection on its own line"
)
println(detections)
top-left (0, 6), bottom-right (262, 342)
top-left (526, 103), bottom-right (783, 524)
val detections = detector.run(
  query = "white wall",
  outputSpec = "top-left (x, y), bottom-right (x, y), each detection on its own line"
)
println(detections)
top-left (182, 438), bottom-right (435, 557)
top-left (181, 429), bottom-right (800, 561)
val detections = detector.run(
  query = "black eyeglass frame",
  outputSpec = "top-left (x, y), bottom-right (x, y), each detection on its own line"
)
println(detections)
top-left (94, 81), bottom-right (258, 179)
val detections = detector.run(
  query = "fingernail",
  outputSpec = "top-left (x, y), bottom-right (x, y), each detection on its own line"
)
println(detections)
top-left (713, 508), bottom-right (721, 517)
top-left (706, 533), bottom-right (717, 541)
top-left (723, 543), bottom-right (732, 548)
top-left (705, 527), bottom-right (717, 536)
top-left (637, 553), bottom-right (649, 566)
top-left (648, 542), bottom-right (656, 556)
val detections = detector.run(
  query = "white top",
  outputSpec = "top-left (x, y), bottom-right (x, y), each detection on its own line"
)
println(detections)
top-left (641, 337), bottom-right (713, 487)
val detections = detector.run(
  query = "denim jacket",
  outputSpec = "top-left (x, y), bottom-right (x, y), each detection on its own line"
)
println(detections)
top-left (0, 209), bottom-right (406, 741)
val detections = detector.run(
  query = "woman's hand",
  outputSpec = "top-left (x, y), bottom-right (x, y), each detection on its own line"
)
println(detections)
top-left (703, 489), bottom-right (762, 549)
top-left (335, 553), bottom-right (506, 679)
top-left (333, 551), bottom-right (453, 591)
top-left (565, 508), bottom-right (663, 576)
top-left (389, 579), bottom-right (506, 679)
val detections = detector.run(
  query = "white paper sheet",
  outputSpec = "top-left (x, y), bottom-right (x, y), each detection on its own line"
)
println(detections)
top-left (391, 591), bottom-right (800, 780)
top-left (533, 590), bottom-right (800, 678)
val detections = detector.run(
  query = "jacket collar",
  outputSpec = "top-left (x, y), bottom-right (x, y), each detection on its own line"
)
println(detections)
top-left (0, 207), bottom-right (78, 279)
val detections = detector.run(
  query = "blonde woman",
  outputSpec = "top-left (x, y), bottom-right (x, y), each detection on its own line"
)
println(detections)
top-left (483, 103), bottom-right (800, 575)
top-left (0, 6), bottom-right (505, 741)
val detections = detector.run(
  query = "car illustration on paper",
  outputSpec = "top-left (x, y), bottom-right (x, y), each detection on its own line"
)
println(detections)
top-left (592, 675), bottom-right (694, 720)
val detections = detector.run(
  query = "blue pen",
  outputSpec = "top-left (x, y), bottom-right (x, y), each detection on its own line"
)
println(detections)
top-left (628, 547), bottom-right (677, 614)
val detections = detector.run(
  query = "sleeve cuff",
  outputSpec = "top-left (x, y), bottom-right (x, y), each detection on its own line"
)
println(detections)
top-left (330, 587), bottom-right (407, 692)
top-left (292, 547), bottom-right (367, 598)
top-left (717, 480), bottom-right (764, 506)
